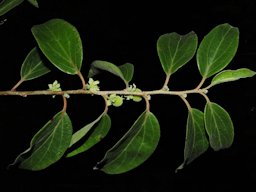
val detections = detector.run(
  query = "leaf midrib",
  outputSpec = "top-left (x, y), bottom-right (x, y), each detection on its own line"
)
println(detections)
top-left (43, 24), bottom-right (79, 72)
top-left (104, 113), bottom-right (149, 170)
top-left (204, 27), bottom-right (232, 77)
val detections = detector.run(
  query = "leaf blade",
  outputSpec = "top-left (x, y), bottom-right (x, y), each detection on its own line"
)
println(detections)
top-left (31, 18), bottom-right (83, 75)
top-left (66, 113), bottom-right (111, 157)
top-left (176, 108), bottom-right (209, 171)
top-left (17, 111), bottom-right (73, 171)
top-left (210, 68), bottom-right (256, 87)
top-left (26, 0), bottom-right (39, 7)
top-left (88, 60), bottom-right (128, 85)
top-left (20, 47), bottom-right (50, 81)
top-left (0, 0), bottom-right (24, 16)
top-left (157, 31), bottom-right (198, 75)
top-left (68, 113), bottom-right (104, 147)
top-left (118, 63), bottom-right (134, 83)
top-left (95, 111), bottom-right (160, 174)
top-left (197, 23), bottom-right (239, 78)
top-left (204, 102), bottom-right (234, 151)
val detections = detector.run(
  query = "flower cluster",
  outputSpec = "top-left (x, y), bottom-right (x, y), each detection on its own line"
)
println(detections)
top-left (125, 84), bottom-right (142, 102)
top-left (85, 78), bottom-right (100, 92)
top-left (106, 94), bottom-right (124, 107)
top-left (48, 80), bottom-right (69, 98)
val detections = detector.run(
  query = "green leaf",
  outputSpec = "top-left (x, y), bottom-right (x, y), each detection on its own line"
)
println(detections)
top-left (204, 102), bottom-right (234, 151)
top-left (176, 109), bottom-right (209, 171)
top-left (67, 112), bottom-right (109, 149)
top-left (16, 111), bottom-right (72, 170)
top-left (210, 68), bottom-right (256, 87)
top-left (157, 31), bottom-right (198, 75)
top-left (95, 111), bottom-right (160, 174)
top-left (0, 0), bottom-right (24, 16)
top-left (26, 0), bottom-right (38, 7)
top-left (20, 47), bottom-right (50, 81)
top-left (66, 113), bottom-right (111, 157)
top-left (197, 23), bottom-right (239, 78)
top-left (88, 60), bottom-right (130, 86)
top-left (118, 63), bottom-right (134, 83)
top-left (31, 18), bottom-right (83, 75)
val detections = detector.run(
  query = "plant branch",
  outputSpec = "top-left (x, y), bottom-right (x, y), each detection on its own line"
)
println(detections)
top-left (0, 88), bottom-right (208, 97)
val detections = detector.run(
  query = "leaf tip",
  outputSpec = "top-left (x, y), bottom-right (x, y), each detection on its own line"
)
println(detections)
top-left (175, 163), bottom-right (185, 173)
top-left (93, 162), bottom-right (101, 171)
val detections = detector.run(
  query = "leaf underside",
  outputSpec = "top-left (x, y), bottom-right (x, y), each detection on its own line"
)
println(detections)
top-left (210, 68), bottom-right (256, 87)
top-left (88, 60), bottom-right (133, 86)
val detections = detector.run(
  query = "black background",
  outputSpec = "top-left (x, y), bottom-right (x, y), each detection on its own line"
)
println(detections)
top-left (1, 0), bottom-right (256, 191)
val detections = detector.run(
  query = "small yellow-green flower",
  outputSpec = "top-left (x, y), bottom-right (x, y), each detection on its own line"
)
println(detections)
top-left (86, 78), bottom-right (100, 92)
top-left (48, 80), bottom-right (61, 91)
top-left (107, 94), bottom-right (124, 107)
top-left (48, 80), bottom-right (70, 98)
top-left (125, 84), bottom-right (142, 102)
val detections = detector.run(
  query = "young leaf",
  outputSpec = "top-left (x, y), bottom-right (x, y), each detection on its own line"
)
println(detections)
top-left (26, 0), bottom-right (38, 7)
top-left (95, 111), bottom-right (160, 174)
top-left (17, 111), bottom-right (72, 171)
top-left (176, 109), bottom-right (209, 171)
top-left (157, 31), bottom-right (198, 75)
top-left (210, 68), bottom-right (256, 87)
top-left (118, 63), bottom-right (134, 84)
top-left (66, 113), bottom-right (111, 157)
top-left (31, 19), bottom-right (83, 75)
top-left (0, 0), bottom-right (24, 16)
top-left (20, 47), bottom-right (50, 81)
top-left (197, 23), bottom-right (239, 78)
top-left (88, 60), bottom-right (129, 86)
top-left (204, 102), bottom-right (234, 151)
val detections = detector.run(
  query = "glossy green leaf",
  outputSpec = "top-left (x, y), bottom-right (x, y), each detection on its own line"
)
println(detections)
top-left (204, 102), bottom-right (234, 151)
top-left (26, 0), bottom-right (39, 7)
top-left (210, 68), bottom-right (256, 87)
top-left (197, 23), bottom-right (239, 78)
top-left (20, 47), bottom-right (50, 81)
top-left (118, 63), bottom-right (134, 83)
top-left (66, 113), bottom-right (111, 157)
top-left (157, 31), bottom-right (198, 75)
top-left (176, 109), bottom-right (209, 171)
top-left (95, 111), bottom-right (160, 174)
top-left (16, 111), bottom-right (72, 170)
top-left (31, 19), bottom-right (83, 75)
top-left (88, 60), bottom-right (129, 86)
top-left (0, 0), bottom-right (24, 16)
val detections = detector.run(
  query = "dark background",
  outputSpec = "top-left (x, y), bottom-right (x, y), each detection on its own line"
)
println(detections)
top-left (1, 0), bottom-right (256, 191)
